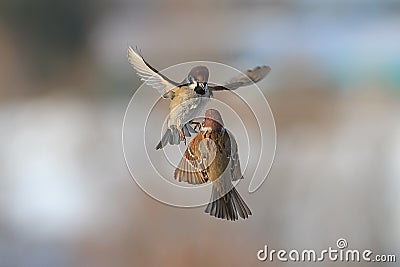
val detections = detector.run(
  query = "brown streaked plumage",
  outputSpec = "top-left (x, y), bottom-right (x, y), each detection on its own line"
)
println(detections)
top-left (174, 109), bottom-right (251, 221)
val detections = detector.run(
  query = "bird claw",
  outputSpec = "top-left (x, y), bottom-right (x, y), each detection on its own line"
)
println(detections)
top-left (189, 121), bottom-right (202, 132)
top-left (195, 123), bottom-right (201, 131)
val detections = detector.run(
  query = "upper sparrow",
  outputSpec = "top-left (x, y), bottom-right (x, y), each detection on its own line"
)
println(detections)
top-left (127, 46), bottom-right (270, 149)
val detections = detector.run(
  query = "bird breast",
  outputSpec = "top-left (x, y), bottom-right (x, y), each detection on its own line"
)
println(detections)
top-left (168, 87), bottom-right (210, 127)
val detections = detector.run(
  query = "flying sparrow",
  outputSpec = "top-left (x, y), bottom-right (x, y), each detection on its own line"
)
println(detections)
top-left (174, 109), bottom-right (251, 221)
top-left (127, 46), bottom-right (270, 149)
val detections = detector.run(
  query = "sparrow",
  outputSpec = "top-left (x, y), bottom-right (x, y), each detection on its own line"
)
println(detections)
top-left (127, 46), bottom-right (271, 149)
top-left (174, 109), bottom-right (251, 221)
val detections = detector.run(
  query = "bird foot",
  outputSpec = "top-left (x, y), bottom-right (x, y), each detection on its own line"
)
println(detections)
top-left (189, 121), bottom-right (202, 132)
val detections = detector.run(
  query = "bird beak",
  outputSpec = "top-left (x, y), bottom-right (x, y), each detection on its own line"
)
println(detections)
top-left (199, 82), bottom-right (207, 89)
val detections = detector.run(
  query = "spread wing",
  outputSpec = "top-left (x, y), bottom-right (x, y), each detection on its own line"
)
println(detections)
top-left (127, 46), bottom-right (179, 95)
top-left (174, 136), bottom-right (209, 185)
top-left (209, 65), bottom-right (271, 91)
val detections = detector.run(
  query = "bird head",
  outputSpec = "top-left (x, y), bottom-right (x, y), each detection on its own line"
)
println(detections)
top-left (187, 66), bottom-right (209, 95)
top-left (203, 109), bottom-right (224, 131)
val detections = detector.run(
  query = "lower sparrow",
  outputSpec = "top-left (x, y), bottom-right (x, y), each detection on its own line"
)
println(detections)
top-left (174, 109), bottom-right (251, 220)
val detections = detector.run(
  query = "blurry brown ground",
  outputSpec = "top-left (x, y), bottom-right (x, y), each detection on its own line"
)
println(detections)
top-left (0, 1), bottom-right (399, 267)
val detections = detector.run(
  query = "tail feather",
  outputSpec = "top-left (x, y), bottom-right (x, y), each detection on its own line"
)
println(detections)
top-left (171, 127), bottom-right (180, 145)
top-left (156, 128), bottom-right (172, 150)
top-left (155, 126), bottom-right (181, 150)
top-left (205, 186), bottom-right (251, 221)
top-left (156, 123), bottom-right (198, 150)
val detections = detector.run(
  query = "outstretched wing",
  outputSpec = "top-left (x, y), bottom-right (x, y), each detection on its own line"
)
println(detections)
top-left (127, 46), bottom-right (179, 95)
top-left (209, 65), bottom-right (271, 91)
top-left (174, 136), bottom-right (209, 185)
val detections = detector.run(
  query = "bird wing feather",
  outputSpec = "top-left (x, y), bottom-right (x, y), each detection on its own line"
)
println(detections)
top-left (174, 135), bottom-right (209, 184)
top-left (227, 131), bottom-right (243, 181)
top-left (127, 46), bottom-right (179, 96)
top-left (208, 65), bottom-right (271, 91)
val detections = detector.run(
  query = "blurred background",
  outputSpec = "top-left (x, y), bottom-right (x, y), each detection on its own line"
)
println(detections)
top-left (0, 0), bottom-right (399, 266)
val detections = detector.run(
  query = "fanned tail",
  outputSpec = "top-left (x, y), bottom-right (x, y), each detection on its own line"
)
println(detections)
top-left (155, 124), bottom-right (196, 150)
top-left (205, 186), bottom-right (251, 221)
top-left (155, 126), bottom-right (179, 150)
